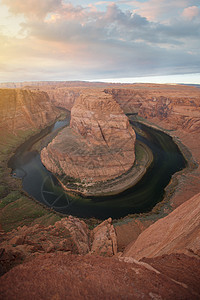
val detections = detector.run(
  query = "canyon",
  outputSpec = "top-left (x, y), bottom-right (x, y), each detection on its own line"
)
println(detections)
top-left (0, 88), bottom-right (61, 236)
top-left (38, 82), bottom-right (200, 212)
top-left (0, 82), bottom-right (200, 298)
top-left (2, 82), bottom-right (199, 133)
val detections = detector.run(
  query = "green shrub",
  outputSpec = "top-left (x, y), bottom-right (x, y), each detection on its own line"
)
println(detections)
top-left (0, 185), bottom-right (7, 197)
top-left (0, 191), bottom-right (21, 208)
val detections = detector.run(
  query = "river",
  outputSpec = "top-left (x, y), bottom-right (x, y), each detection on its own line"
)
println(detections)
top-left (8, 115), bottom-right (186, 220)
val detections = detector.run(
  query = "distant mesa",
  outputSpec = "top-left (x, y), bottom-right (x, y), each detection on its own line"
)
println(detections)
top-left (41, 90), bottom-right (136, 196)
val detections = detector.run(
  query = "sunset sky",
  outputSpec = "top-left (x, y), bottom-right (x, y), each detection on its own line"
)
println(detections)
top-left (0, 0), bottom-right (200, 83)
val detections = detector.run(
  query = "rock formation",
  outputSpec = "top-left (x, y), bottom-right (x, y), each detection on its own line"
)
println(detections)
top-left (1, 82), bottom-right (200, 298)
top-left (41, 90), bottom-right (136, 194)
top-left (0, 216), bottom-right (117, 276)
top-left (90, 217), bottom-right (117, 256)
top-left (0, 88), bottom-right (58, 134)
top-left (1, 83), bottom-right (200, 134)
top-left (105, 84), bottom-right (200, 132)
top-left (0, 193), bottom-right (200, 298)
top-left (0, 252), bottom-right (199, 299)
top-left (45, 87), bottom-right (81, 111)
top-left (123, 192), bottom-right (200, 260)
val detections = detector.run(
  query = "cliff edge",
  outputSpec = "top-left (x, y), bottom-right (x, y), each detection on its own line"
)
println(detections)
top-left (123, 192), bottom-right (200, 260)
top-left (0, 89), bottom-right (59, 135)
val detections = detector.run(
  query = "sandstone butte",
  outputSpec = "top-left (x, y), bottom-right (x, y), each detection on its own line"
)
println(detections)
top-left (41, 90), bottom-right (136, 194)
top-left (0, 88), bottom-right (58, 135)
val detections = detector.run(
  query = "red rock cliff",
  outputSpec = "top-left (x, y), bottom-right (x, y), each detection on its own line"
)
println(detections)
top-left (123, 192), bottom-right (200, 260)
top-left (33, 83), bottom-right (200, 133)
top-left (0, 89), bottom-right (59, 134)
top-left (45, 87), bottom-right (81, 111)
top-left (105, 84), bottom-right (200, 132)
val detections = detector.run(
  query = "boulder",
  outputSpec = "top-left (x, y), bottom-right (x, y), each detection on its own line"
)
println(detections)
top-left (90, 218), bottom-right (117, 256)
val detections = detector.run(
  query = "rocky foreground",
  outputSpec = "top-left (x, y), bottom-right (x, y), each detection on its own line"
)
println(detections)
top-left (123, 192), bottom-right (200, 259)
top-left (41, 90), bottom-right (136, 195)
top-left (0, 192), bottom-right (199, 299)
top-left (1, 253), bottom-right (199, 300)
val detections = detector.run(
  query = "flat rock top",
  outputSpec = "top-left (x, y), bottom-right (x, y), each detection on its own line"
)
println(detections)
top-left (71, 89), bottom-right (123, 113)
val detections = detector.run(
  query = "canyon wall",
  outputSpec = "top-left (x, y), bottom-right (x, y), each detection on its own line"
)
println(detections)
top-left (34, 83), bottom-right (200, 133)
top-left (0, 83), bottom-right (200, 298)
top-left (45, 87), bottom-right (81, 111)
top-left (123, 192), bottom-right (200, 260)
top-left (0, 89), bottom-right (59, 134)
top-left (106, 84), bottom-right (200, 132)
top-left (41, 90), bottom-right (136, 187)
top-left (3, 82), bottom-right (199, 134)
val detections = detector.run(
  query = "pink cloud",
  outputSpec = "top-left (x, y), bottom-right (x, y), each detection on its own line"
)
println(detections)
top-left (182, 6), bottom-right (200, 20)
top-left (122, 0), bottom-right (198, 21)
top-left (1, 1), bottom-right (200, 82)
top-left (2, 0), bottom-right (62, 18)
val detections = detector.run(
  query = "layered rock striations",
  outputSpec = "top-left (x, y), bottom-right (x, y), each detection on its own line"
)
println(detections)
top-left (41, 90), bottom-right (136, 194)
top-left (1, 83), bottom-right (200, 298)
top-left (0, 89), bottom-right (58, 134)
top-left (44, 87), bottom-right (81, 111)
top-left (1, 83), bottom-right (200, 133)
top-left (123, 192), bottom-right (200, 260)
top-left (4, 82), bottom-right (199, 134)
top-left (106, 84), bottom-right (200, 132)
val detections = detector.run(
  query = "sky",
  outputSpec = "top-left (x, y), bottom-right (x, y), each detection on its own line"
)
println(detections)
top-left (0, 0), bottom-right (200, 84)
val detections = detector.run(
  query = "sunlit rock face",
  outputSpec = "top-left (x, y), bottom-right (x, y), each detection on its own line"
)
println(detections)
top-left (41, 90), bottom-right (136, 186)
top-left (123, 192), bottom-right (200, 260)
top-left (0, 88), bottom-right (58, 134)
